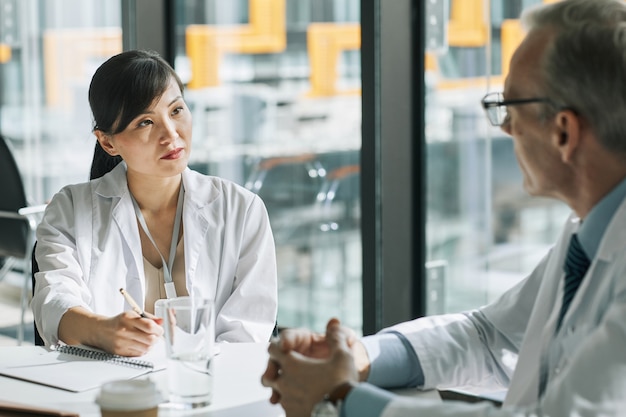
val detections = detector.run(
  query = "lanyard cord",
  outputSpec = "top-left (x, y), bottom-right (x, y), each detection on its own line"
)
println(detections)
top-left (131, 183), bottom-right (185, 299)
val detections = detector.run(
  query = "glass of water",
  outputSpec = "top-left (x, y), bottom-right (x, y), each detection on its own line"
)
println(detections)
top-left (162, 296), bottom-right (215, 409)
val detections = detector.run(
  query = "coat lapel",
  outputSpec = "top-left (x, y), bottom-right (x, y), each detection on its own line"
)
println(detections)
top-left (94, 163), bottom-right (146, 295)
top-left (181, 169), bottom-right (217, 297)
top-left (503, 217), bottom-right (576, 406)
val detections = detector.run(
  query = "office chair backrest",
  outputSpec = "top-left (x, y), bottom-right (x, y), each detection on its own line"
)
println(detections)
top-left (0, 135), bottom-right (29, 258)
top-left (31, 242), bottom-right (45, 346)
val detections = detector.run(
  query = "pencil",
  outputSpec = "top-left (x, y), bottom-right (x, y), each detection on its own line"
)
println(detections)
top-left (119, 288), bottom-right (147, 318)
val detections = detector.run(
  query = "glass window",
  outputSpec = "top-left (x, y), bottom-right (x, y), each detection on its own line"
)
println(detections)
top-left (0, 0), bottom-right (122, 203)
top-left (424, 0), bottom-right (568, 315)
top-left (1, 0), bottom-right (363, 334)
top-left (172, 0), bottom-right (363, 332)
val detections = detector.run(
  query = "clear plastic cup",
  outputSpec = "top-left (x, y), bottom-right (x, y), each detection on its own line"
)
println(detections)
top-left (162, 296), bottom-right (215, 409)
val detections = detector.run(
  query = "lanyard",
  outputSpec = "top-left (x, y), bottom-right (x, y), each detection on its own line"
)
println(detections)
top-left (131, 183), bottom-right (184, 299)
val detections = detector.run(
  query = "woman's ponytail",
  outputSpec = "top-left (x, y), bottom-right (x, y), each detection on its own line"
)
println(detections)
top-left (90, 140), bottom-right (122, 180)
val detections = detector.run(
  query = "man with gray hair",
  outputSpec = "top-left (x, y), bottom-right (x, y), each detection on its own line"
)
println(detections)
top-left (262, 0), bottom-right (626, 416)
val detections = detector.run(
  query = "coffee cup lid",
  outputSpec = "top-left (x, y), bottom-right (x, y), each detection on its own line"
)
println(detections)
top-left (96, 379), bottom-right (163, 411)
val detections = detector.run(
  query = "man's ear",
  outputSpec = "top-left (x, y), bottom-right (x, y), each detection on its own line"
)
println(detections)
top-left (95, 130), bottom-right (119, 156)
top-left (553, 109), bottom-right (581, 164)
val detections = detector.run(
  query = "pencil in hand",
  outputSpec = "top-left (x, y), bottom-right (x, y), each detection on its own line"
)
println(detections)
top-left (119, 288), bottom-right (147, 318)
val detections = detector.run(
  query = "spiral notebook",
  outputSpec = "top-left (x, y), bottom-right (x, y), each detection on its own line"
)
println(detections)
top-left (0, 341), bottom-right (167, 392)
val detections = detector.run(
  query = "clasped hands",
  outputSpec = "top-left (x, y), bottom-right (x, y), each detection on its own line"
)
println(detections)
top-left (261, 318), bottom-right (371, 417)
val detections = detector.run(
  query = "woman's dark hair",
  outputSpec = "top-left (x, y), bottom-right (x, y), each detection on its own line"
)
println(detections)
top-left (88, 50), bottom-right (184, 180)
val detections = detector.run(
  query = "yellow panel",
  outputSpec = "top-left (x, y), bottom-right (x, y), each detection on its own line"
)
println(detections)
top-left (448, 0), bottom-right (488, 47)
top-left (43, 28), bottom-right (122, 108)
top-left (500, 19), bottom-right (525, 78)
top-left (436, 74), bottom-right (505, 91)
top-left (306, 23), bottom-right (361, 97)
top-left (186, 25), bottom-right (221, 89)
top-left (0, 43), bottom-right (11, 63)
top-left (425, 52), bottom-right (437, 72)
top-left (185, 0), bottom-right (286, 89)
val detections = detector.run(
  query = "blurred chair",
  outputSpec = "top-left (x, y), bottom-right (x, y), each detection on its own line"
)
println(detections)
top-left (31, 242), bottom-right (44, 346)
top-left (245, 154), bottom-right (326, 243)
top-left (245, 154), bottom-right (326, 319)
top-left (308, 164), bottom-right (360, 321)
top-left (0, 135), bottom-right (46, 344)
top-left (245, 152), bottom-right (361, 327)
top-left (315, 164), bottom-right (360, 228)
top-left (245, 154), bottom-right (325, 205)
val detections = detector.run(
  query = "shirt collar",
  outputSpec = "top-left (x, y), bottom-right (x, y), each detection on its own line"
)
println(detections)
top-left (577, 176), bottom-right (626, 259)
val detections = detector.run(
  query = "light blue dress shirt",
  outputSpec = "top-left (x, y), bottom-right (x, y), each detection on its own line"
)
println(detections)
top-left (341, 333), bottom-right (422, 417)
top-left (341, 176), bottom-right (626, 417)
top-left (576, 176), bottom-right (626, 259)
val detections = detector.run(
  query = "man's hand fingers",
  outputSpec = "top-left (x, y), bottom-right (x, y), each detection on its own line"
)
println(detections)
top-left (325, 318), bottom-right (350, 352)
top-left (269, 389), bottom-right (281, 404)
top-left (262, 360), bottom-right (281, 383)
top-left (261, 360), bottom-right (283, 405)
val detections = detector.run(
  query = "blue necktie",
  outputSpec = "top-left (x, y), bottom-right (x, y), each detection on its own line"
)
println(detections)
top-left (556, 233), bottom-right (590, 330)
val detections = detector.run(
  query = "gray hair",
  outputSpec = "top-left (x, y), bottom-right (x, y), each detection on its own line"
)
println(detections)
top-left (521, 0), bottom-right (626, 154)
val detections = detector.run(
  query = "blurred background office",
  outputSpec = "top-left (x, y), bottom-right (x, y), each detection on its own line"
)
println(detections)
top-left (0, 0), bottom-right (567, 345)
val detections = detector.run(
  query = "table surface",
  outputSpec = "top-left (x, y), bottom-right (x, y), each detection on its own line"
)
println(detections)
top-left (0, 343), bottom-right (283, 416)
top-left (0, 343), bottom-right (442, 416)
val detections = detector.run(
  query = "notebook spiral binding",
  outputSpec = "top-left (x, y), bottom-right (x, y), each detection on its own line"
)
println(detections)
top-left (56, 345), bottom-right (155, 369)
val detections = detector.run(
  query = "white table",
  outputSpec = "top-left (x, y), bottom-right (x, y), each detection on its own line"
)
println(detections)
top-left (0, 343), bottom-right (441, 416)
top-left (0, 343), bottom-right (283, 416)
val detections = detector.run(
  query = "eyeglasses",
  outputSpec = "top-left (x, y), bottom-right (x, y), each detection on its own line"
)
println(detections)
top-left (481, 92), bottom-right (554, 127)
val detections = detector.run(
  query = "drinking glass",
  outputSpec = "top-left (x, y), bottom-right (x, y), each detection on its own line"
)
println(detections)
top-left (162, 296), bottom-right (215, 409)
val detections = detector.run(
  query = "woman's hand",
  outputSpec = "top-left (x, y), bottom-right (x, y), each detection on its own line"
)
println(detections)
top-left (58, 307), bottom-right (164, 357)
top-left (96, 311), bottom-right (164, 356)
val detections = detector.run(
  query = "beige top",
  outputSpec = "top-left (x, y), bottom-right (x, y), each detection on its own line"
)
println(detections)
top-left (143, 239), bottom-right (188, 314)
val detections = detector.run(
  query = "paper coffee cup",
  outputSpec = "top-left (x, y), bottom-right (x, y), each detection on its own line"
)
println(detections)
top-left (96, 379), bottom-right (163, 417)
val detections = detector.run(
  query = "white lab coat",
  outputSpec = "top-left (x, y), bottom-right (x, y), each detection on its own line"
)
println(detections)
top-left (32, 163), bottom-right (278, 346)
top-left (379, 198), bottom-right (626, 416)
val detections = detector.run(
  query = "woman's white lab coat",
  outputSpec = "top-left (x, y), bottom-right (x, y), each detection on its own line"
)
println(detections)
top-left (32, 163), bottom-right (277, 346)
top-left (378, 198), bottom-right (626, 416)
